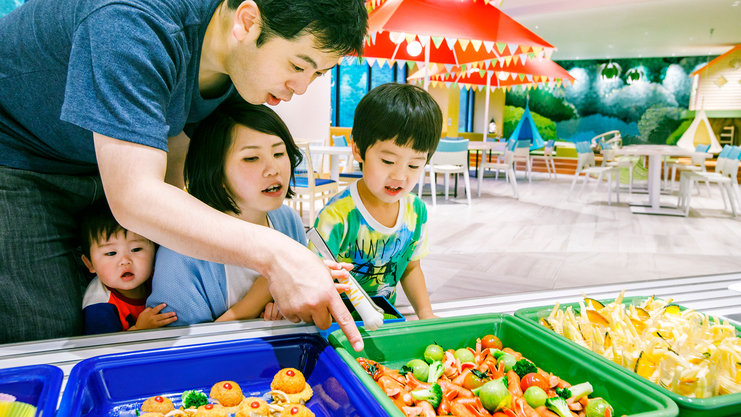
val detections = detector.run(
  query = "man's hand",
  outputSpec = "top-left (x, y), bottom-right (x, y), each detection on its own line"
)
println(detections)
top-left (260, 302), bottom-right (284, 321)
top-left (130, 303), bottom-right (177, 331)
top-left (266, 245), bottom-right (364, 351)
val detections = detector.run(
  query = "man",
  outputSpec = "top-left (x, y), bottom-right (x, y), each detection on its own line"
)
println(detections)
top-left (0, 0), bottom-right (367, 350)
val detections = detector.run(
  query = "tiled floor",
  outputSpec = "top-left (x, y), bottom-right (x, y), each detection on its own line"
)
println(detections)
top-left (296, 170), bottom-right (741, 308)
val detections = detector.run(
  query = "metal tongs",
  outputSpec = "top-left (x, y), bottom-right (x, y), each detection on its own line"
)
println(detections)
top-left (306, 227), bottom-right (384, 315)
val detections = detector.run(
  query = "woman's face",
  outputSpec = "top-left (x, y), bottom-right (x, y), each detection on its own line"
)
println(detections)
top-left (223, 125), bottom-right (291, 223)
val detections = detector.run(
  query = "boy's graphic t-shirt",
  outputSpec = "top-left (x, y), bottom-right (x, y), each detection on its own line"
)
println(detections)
top-left (81, 277), bottom-right (149, 334)
top-left (314, 182), bottom-right (429, 303)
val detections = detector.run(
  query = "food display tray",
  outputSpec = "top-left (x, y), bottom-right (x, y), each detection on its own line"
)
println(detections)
top-left (328, 313), bottom-right (678, 417)
top-left (515, 297), bottom-right (741, 417)
top-left (318, 296), bottom-right (405, 339)
top-left (0, 364), bottom-right (63, 417)
top-left (56, 334), bottom-right (388, 417)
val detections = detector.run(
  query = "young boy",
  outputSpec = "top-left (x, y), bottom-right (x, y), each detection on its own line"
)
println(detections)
top-left (314, 83), bottom-right (443, 320)
top-left (80, 200), bottom-right (177, 334)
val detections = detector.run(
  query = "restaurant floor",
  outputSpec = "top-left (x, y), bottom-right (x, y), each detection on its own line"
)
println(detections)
top-left (297, 172), bottom-right (741, 308)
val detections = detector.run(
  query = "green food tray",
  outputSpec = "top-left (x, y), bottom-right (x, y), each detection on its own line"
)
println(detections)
top-left (515, 297), bottom-right (741, 417)
top-left (329, 313), bottom-right (678, 417)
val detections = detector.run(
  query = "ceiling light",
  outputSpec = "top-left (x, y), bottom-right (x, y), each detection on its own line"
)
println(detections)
top-left (406, 41), bottom-right (423, 56)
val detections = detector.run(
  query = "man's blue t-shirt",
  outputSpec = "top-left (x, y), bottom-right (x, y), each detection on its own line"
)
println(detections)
top-left (0, 0), bottom-right (235, 175)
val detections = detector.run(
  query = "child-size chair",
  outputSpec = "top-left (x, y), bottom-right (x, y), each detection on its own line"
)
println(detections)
top-left (678, 145), bottom-right (740, 216)
top-left (568, 141), bottom-right (620, 205)
top-left (422, 139), bottom-right (472, 207)
top-left (331, 135), bottom-right (362, 186)
top-left (477, 138), bottom-right (518, 199)
top-left (512, 140), bottom-right (533, 183)
top-left (288, 143), bottom-right (339, 225)
top-left (529, 139), bottom-right (557, 179)
top-left (664, 144), bottom-right (711, 194)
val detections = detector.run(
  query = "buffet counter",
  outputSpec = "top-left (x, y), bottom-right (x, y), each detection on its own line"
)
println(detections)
top-left (2, 272), bottom-right (741, 396)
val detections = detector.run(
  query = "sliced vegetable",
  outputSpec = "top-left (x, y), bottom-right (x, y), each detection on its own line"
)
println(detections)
top-left (584, 298), bottom-right (605, 310)
top-left (567, 382), bottom-right (593, 401)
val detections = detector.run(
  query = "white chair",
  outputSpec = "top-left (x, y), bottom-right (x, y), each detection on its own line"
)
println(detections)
top-left (664, 144), bottom-right (711, 195)
top-left (678, 145), bottom-right (740, 216)
top-left (591, 130), bottom-right (622, 150)
top-left (568, 141), bottom-right (620, 205)
top-left (600, 141), bottom-right (638, 194)
top-left (477, 138), bottom-right (518, 199)
top-left (420, 139), bottom-right (472, 207)
top-left (288, 142), bottom-right (339, 225)
top-left (529, 139), bottom-right (557, 179)
top-left (513, 140), bottom-right (533, 183)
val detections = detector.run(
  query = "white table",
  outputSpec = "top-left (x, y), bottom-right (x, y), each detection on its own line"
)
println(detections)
top-left (306, 145), bottom-right (353, 182)
top-left (468, 141), bottom-right (506, 177)
top-left (614, 145), bottom-right (694, 216)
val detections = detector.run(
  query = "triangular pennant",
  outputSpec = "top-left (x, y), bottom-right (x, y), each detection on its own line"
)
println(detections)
top-left (470, 40), bottom-right (482, 52)
top-left (498, 71), bottom-right (508, 80)
top-left (405, 33), bottom-right (417, 45)
top-left (461, 63), bottom-right (467, 72)
top-left (431, 81), bottom-right (438, 88)
top-left (445, 82), bottom-right (452, 88)
top-left (465, 84), bottom-right (471, 90)
top-left (406, 61), bottom-right (415, 69)
top-left (484, 41), bottom-right (494, 53)
top-left (504, 56), bottom-right (512, 66)
top-left (507, 43), bottom-right (519, 55)
top-left (519, 73), bottom-right (525, 81)
top-left (347, 56), bottom-right (357, 65)
top-left (496, 43), bottom-right (507, 54)
top-left (445, 37), bottom-right (458, 50)
top-left (389, 59), bottom-right (397, 67)
top-left (520, 46), bottom-right (531, 54)
top-left (377, 58), bottom-right (387, 68)
top-left (533, 75), bottom-right (540, 82)
top-left (528, 53), bottom-right (536, 62)
top-left (519, 54), bottom-right (528, 65)
top-left (389, 32), bottom-right (404, 44)
top-left (365, 57), bottom-right (376, 67)
top-left (432, 36), bottom-right (444, 49)
top-left (511, 72), bottom-right (517, 80)
top-left (531, 46), bottom-right (542, 56)
top-left (486, 59), bottom-right (493, 69)
top-left (487, 70), bottom-right (493, 77)
top-left (430, 63), bottom-right (438, 73)
top-left (418, 35), bottom-right (430, 47)
top-left (370, 32), bottom-right (377, 45)
top-left (545, 48), bottom-right (554, 59)
top-left (458, 39), bottom-right (470, 51)
top-left (444, 63), bottom-right (454, 72)
top-left (479, 69), bottom-right (486, 77)
top-left (526, 74), bottom-right (533, 81)
top-left (477, 85), bottom-right (483, 91)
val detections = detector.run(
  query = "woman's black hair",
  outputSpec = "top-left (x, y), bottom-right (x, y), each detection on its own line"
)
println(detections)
top-left (185, 99), bottom-right (301, 215)
top-left (226, 0), bottom-right (368, 57)
top-left (352, 83), bottom-right (443, 162)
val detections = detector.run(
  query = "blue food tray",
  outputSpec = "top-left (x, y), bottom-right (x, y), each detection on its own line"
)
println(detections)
top-left (57, 334), bottom-right (388, 417)
top-left (0, 364), bottom-right (63, 417)
top-left (317, 296), bottom-right (405, 339)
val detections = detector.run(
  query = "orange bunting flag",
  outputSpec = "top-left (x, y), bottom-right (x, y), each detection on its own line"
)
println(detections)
top-left (458, 39), bottom-right (470, 52)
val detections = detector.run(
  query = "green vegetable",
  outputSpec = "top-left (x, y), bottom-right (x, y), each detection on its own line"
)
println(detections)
top-left (181, 390), bottom-right (208, 409)
top-left (489, 348), bottom-right (505, 359)
top-left (411, 383), bottom-right (443, 408)
top-left (399, 365), bottom-right (412, 376)
top-left (476, 379), bottom-right (511, 412)
top-left (545, 396), bottom-right (572, 417)
top-left (406, 359), bottom-right (429, 381)
top-left (498, 375), bottom-right (509, 389)
top-left (424, 344), bottom-right (444, 364)
top-left (585, 398), bottom-right (614, 417)
top-left (523, 386), bottom-right (547, 408)
top-left (513, 359), bottom-right (537, 379)
top-left (555, 387), bottom-right (572, 399)
top-left (427, 360), bottom-right (444, 383)
top-left (568, 382), bottom-right (593, 401)
top-left (454, 348), bottom-right (475, 363)
top-left (497, 353), bottom-right (517, 372)
top-left (383, 313), bottom-right (398, 319)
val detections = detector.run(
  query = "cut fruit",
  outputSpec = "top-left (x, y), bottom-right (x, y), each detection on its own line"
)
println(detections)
top-left (630, 318), bottom-right (647, 333)
top-left (584, 298), bottom-right (605, 310)
top-left (664, 305), bottom-right (681, 316)
top-left (634, 307), bottom-right (650, 320)
top-left (586, 310), bottom-right (609, 327)
top-left (635, 351), bottom-right (658, 379)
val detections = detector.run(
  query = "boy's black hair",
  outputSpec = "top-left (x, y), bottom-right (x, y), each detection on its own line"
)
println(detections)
top-left (185, 99), bottom-right (302, 215)
top-left (226, 0), bottom-right (368, 57)
top-left (352, 83), bottom-right (443, 162)
top-left (80, 200), bottom-right (127, 259)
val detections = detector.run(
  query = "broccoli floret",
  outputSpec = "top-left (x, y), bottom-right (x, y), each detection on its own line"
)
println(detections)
top-left (427, 360), bottom-right (444, 383)
top-left (411, 383), bottom-right (443, 409)
top-left (545, 396), bottom-right (572, 417)
top-left (555, 387), bottom-right (572, 399)
top-left (568, 382), bottom-right (593, 401)
top-left (513, 359), bottom-right (537, 379)
top-left (181, 390), bottom-right (208, 409)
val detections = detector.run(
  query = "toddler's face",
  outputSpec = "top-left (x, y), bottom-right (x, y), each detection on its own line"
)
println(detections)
top-left (223, 125), bottom-right (291, 220)
top-left (354, 140), bottom-right (428, 204)
top-left (83, 231), bottom-right (155, 292)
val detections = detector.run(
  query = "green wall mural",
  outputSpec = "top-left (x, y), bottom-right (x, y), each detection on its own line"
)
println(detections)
top-left (505, 56), bottom-right (716, 145)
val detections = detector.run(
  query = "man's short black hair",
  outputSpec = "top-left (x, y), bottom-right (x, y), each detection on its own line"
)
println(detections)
top-left (80, 200), bottom-right (126, 259)
top-left (226, 0), bottom-right (368, 57)
top-left (185, 99), bottom-right (302, 216)
top-left (352, 83), bottom-right (443, 162)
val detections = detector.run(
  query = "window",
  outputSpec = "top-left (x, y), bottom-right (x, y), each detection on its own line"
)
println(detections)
top-left (330, 61), bottom-right (408, 127)
top-left (458, 88), bottom-right (475, 133)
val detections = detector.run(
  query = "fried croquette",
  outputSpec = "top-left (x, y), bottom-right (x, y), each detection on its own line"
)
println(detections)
top-left (235, 397), bottom-right (270, 417)
top-left (141, 396), bottom-right (174, 414)
top-left (279, 404), bottom-right (315, 417)
top-left (271, 368), bottom-right (313, 404)
top-left (193, 403), bottom-right (228, 417)
top-left (209, 381), bottom-right (243, 408)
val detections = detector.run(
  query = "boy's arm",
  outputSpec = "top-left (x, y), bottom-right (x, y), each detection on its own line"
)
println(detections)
top-left (399, 260), bottom-right (438, 320)
top-left (215, 276), bottom-right (273, 322)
